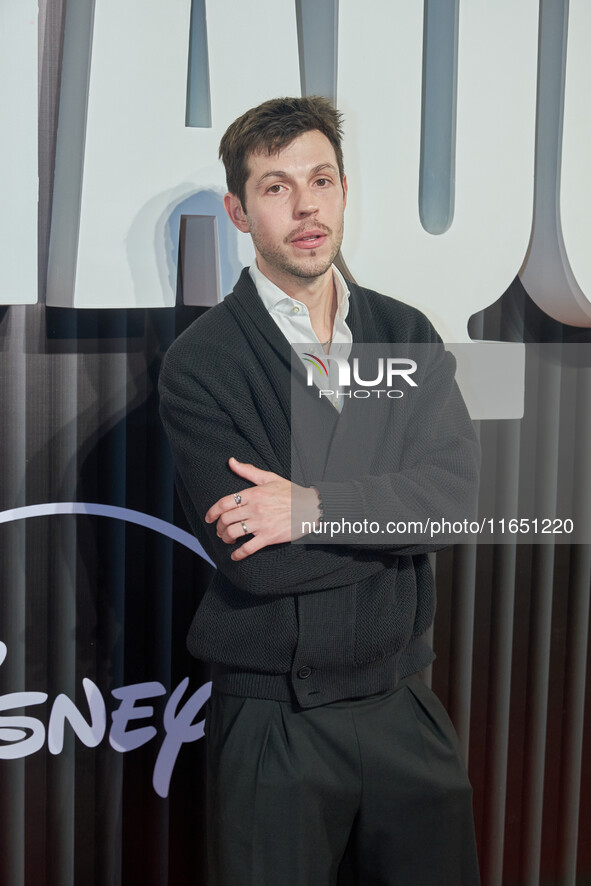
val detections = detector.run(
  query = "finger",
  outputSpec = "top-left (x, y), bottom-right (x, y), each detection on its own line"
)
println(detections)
top-left (215, 504), bottom-right (254, 533)
top-left (217, 517), bottom-right (254, 544)
top-left (205, 491), bottom-right (248, 524)
top-left (228, 457), bottom-right (278, 487)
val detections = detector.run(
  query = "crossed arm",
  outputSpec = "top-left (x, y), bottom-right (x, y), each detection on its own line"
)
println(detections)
top-left (204, 353), bottom-right (480, 561)
top-left (159, 339), bottom-right (479, 592)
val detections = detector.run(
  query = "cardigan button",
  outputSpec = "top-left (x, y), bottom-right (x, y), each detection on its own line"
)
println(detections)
top-left (297, 666), bottom-right (312, 679)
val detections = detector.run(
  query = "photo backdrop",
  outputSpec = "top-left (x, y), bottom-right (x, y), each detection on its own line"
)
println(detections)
top-left (1, 1), bottom-right (590, 884)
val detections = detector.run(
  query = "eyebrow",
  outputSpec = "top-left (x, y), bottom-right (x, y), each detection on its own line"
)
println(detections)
top-left (255, 163), bottom-right (338, 188)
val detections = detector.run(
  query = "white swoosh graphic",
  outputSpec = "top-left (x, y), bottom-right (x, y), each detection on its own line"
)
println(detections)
top-left (0, 503), bottom-right (215, 567)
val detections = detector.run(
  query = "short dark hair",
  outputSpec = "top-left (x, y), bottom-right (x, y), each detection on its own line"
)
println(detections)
top-left (219, 96), bottom-right (345, 210)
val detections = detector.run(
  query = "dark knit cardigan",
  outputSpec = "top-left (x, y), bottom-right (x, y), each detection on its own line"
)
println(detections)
top-left (158, 269), bottom-right (479, 708)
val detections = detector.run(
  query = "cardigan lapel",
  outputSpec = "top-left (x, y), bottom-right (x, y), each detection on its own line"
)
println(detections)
top-left (224, 270), bottom-right (303, 478)
top-left (224, 269), bottom-right (294, 395)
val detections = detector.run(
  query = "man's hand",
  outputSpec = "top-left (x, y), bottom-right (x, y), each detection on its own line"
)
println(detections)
top-left (204, 457), bottom-right (320, 561)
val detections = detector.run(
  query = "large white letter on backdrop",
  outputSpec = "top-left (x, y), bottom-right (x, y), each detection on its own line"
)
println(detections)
top-left (0, 0), bottom-right (37, 305)
top-left (520, 0), bottom-right (591, 326)
top-left (560, 0), bottom-right (591, 324)
top-left (47, 0), bottom-right (300, 309)
top-left (338, 0), bottom-right (539, 342)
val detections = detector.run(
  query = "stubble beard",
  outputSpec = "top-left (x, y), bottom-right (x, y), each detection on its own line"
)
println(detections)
top-left (249, 218), bottom-right (345, 281)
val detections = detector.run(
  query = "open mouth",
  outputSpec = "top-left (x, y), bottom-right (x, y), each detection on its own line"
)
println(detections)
top-left (292, 231), bottom-right (328, 249)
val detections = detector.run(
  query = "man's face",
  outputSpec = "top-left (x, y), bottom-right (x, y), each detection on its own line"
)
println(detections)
top-left (224, 130), bottom-right (347, 290)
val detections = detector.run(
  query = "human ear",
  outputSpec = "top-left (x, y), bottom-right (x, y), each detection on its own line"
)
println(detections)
top-left (342, 174), bottom-right (348, 209)
top-left (224, 192), bottom-right (250, 233)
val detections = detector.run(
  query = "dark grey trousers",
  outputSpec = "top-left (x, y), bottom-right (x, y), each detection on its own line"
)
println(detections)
top-left (205, 675), bottom-right (480, 886)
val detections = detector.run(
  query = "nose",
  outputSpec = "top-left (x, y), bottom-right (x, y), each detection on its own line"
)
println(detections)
top-left (293, 185), bottom-right (318, 218)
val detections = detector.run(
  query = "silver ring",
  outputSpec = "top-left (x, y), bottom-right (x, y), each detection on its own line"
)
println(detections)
top-left (241, 521), bottom-right (248, 535)
top-left (233, 493), bottom-right (242, 506)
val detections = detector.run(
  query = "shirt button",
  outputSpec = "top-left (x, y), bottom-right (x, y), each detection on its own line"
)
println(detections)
top-left (292, 305), bottom-right (300, 314)
top-left (297, 666), bottom-right (312, 679)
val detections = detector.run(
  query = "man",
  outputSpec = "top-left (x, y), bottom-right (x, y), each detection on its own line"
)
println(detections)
top-left (159, 96), bottom-right (481, 885)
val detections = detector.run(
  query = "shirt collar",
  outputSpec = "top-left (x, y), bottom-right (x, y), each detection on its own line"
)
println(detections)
top-left (249, 260), bottom-right (350, 322)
